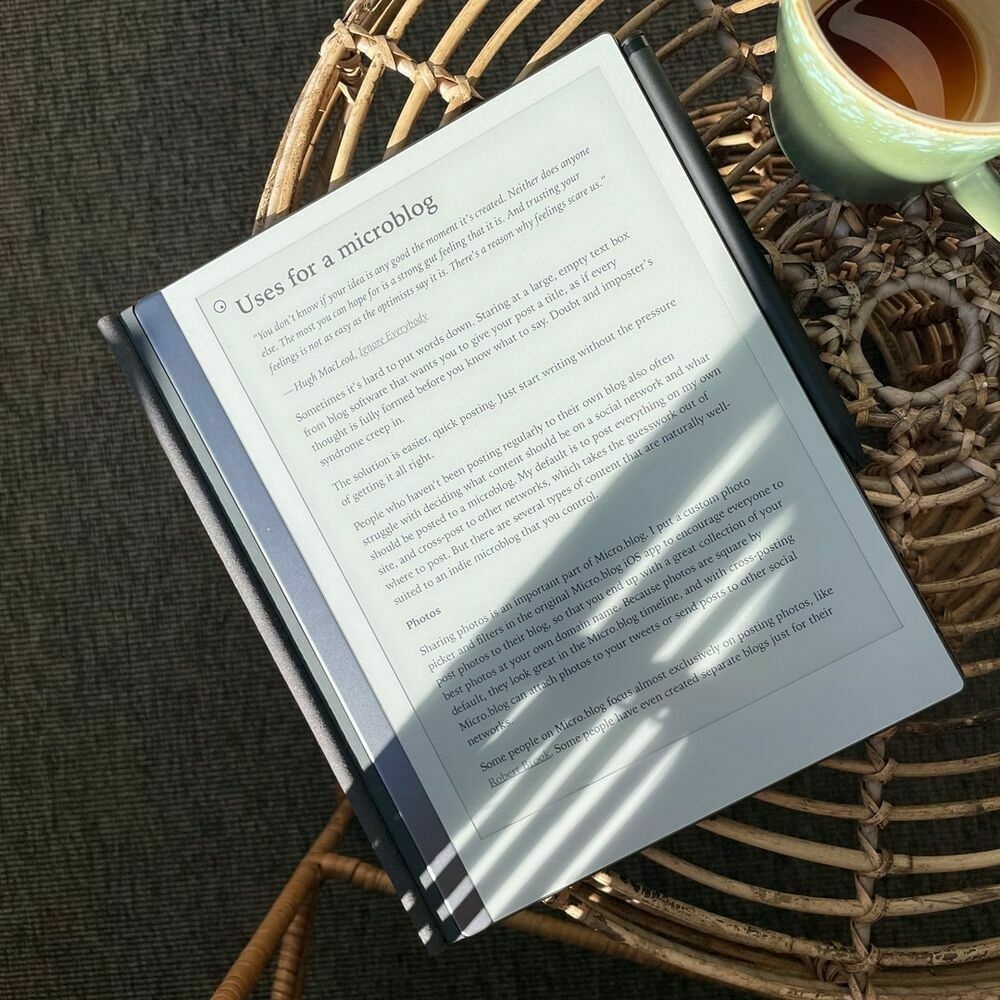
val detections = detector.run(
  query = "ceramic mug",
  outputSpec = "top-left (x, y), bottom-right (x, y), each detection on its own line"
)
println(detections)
top-left (771, 0), bottom-right (1000, 237)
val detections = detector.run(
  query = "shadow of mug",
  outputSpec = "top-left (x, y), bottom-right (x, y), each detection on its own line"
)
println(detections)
top-left (771, 0), bottom-right (1000, 238)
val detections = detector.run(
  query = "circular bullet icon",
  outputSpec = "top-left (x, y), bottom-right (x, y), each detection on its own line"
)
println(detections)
top-left (212, 299), bottom-right (227, 314)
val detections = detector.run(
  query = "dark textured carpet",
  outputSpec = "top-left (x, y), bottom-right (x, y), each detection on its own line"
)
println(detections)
top-left (2, 3), bottom-right (997, 999)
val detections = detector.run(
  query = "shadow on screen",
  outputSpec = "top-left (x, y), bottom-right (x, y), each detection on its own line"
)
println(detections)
top-left (360, 335), bottom-right (803, 939)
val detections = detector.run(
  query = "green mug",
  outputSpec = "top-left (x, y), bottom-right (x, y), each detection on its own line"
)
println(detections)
top-left (771, 0), bottom-right (1000, 237)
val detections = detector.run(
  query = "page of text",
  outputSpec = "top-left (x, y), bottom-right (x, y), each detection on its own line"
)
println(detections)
top-left (191, 68), bottom-right (898, 836)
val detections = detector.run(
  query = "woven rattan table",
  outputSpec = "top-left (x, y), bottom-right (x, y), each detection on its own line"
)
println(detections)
top-left (213, 3), bottom-right (1000, 998)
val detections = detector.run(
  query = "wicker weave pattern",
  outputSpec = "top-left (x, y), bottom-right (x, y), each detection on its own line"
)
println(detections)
top-left (231, 3), bottom-right (1000, 998)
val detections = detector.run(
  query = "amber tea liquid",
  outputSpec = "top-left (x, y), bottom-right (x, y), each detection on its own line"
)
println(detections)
top-left (817, 0), bottom-right (981, 121)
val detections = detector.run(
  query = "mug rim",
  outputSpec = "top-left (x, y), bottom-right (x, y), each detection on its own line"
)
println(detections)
top-left (789, 0), bottom-right (1000, 136)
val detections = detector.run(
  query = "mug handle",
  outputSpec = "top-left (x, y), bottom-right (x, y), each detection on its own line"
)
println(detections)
top-left (946, 163), bottom-right (1000, 241)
